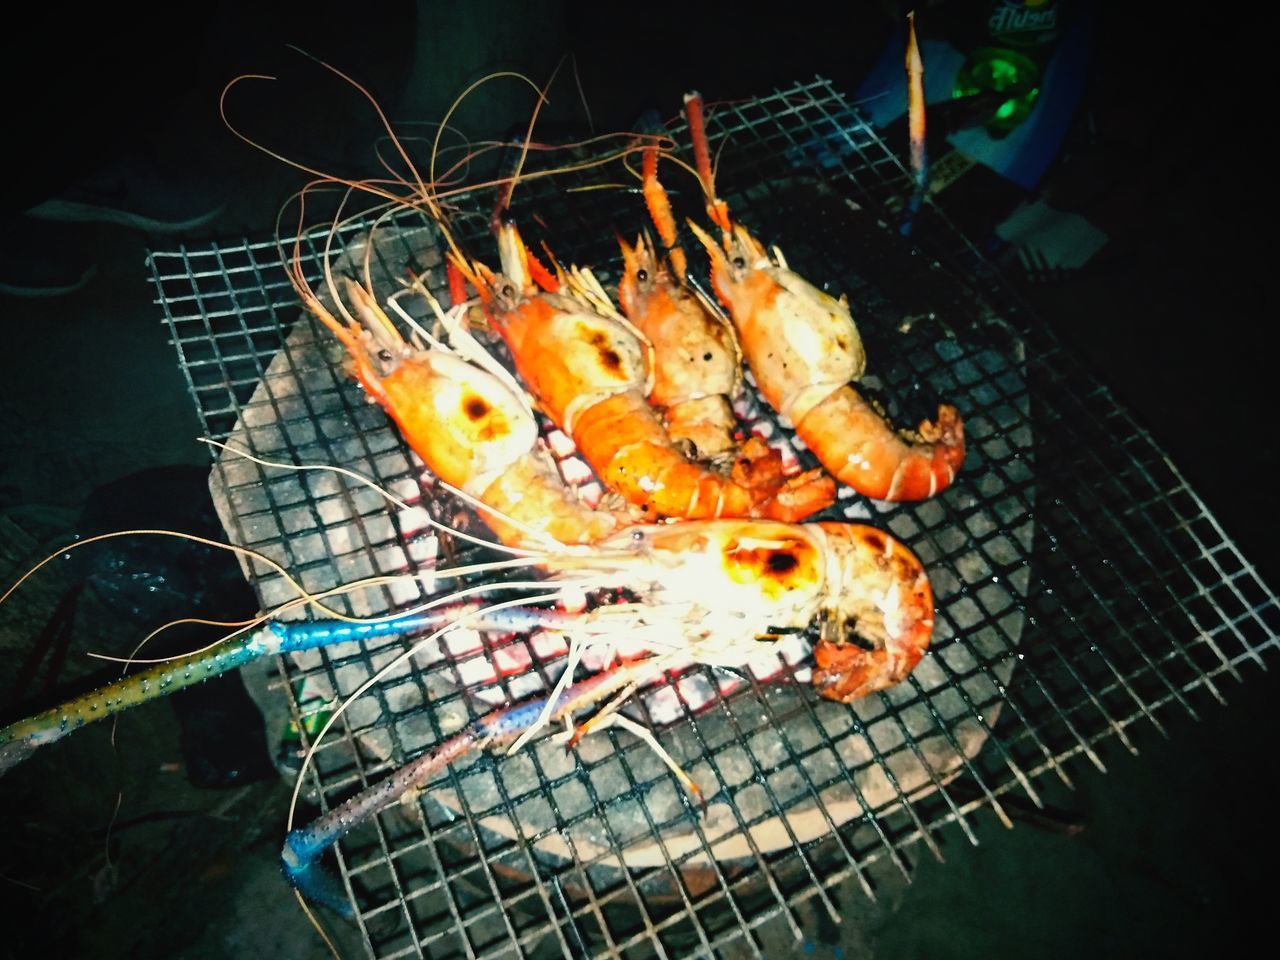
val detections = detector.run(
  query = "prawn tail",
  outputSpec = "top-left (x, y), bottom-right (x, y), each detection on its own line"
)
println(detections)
top-left (759, 469), bottom-right (838, 523)
top-left (812, 638), bottom-right (928, 702)
top-left (918, 404), bottom-right (966, 465)
top-left (886, 403), bottom-right (966, 502)
top-left (727, 438), bottom-right (835, 521)
top-left (797, 385), bottom-right (966, 502)
top-left (811, 522), bottom-right (934, 702)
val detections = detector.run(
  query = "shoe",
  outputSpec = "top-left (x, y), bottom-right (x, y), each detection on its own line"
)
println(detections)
top-left (27, 184), bottom-right (224, 235)
top-left (0, 215), bottom-right (97, 298)
top-left (25, 152), bottom-right (226, 235)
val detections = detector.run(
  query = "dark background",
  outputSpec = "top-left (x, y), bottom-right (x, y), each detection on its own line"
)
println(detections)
top-left (1, 2), bottom-right (1273, 957)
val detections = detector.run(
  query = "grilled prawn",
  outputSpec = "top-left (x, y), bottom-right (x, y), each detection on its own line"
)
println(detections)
top-left (614, 146), bottom-right (835, 519)
top-left (573, 518), bottom-right (934, 699)
top-left (683, 92), bottom-right (966, 502)
top-left (279, 514), bottom-right (934, 912)
top-left (308, 276), bottom-right (623, 549)
top-left (454, 217), bottom-right (821, 522)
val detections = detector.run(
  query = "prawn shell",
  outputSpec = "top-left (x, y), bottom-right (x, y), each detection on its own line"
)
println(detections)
top-left (494, 297), bottom-right (648, 434)
top-left (812, 522), bottom-right (934, 701)
top-left (478, 449), bottom-right (620, 546)
top-left (711, 255), bottom-right (866, 425)
top-left (375, 351), bottom-right (537, 495)
top-left (618, 257), bottom-right (738, 410)
top-left (570, 392), bottom-right (748, 519)
top-left (596, 519), bottom-right (827, 616)
top-left (797, 389), bottom-right (966, 502)
top-left (366, 349), bottom-right (622, 547)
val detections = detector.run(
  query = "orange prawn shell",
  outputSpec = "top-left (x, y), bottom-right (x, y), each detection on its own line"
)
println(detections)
top-left (491, 290), bottom-right (752, 519)
top-left (593, 519), bottom-right (828, 612)
top-left (366, 351), bottom-right (536, 495)
top-left (812, 522), bottom-right (934, 701)
top-left (617, 236), bottom-right (738, 411)
top-left (705, 246), bottom-right (865, 425)
top-left (491, 295), bottom-right (649, 432)
top-left (572, 393), bottom-right (758, 519)
top-left (800, 390), bottom-right (966, 501)
top-left (353, 349), bottom-right (619, 547)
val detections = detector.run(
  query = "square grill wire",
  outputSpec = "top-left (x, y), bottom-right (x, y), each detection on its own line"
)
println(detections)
top-left (146, 79), bottom-right (1278, 959)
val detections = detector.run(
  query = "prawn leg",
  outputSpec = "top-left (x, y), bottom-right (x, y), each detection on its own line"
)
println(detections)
top-left (902, 10), bottom-right (928, 235)
top-left (504, 630), bottom-right (588, 756)
top-left (590, 714), bottom-right (704, 809)
top-left (563, 677), bottom-right (705, 808)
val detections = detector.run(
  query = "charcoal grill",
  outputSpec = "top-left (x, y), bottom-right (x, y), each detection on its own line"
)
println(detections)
top-left (146, 78), bottom-right (1279, 959)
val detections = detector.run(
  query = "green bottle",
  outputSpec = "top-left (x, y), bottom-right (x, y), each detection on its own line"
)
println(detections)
top-left (953, 0), bottom-right (1062, 136)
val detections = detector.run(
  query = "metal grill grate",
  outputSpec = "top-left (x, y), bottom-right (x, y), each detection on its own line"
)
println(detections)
top-left (146, 79), bottom-right (1279, 959)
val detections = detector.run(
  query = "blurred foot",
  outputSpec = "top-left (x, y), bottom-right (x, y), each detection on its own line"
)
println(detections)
top-left (0, 215), bottom-right (97, 298)
top-left (25, 150), bottom-right (226, 235)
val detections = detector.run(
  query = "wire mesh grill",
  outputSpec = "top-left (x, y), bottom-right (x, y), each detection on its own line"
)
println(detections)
top-left (146, 78), bottom-right (1279, 959)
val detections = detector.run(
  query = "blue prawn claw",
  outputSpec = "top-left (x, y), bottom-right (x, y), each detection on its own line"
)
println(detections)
top-left (0, 605), bottom-right (565, 775)
top-left (281, 659), bottom-right (668, 915)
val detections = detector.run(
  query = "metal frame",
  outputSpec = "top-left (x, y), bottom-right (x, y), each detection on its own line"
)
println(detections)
top-left (146, 78), bottom-right (1279, 960)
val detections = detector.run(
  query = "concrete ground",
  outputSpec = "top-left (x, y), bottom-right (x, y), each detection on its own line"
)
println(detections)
top-left (1, 4), bottom-right (1273, 958)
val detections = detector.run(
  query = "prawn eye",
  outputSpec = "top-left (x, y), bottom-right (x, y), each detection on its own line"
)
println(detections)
top-left (630, 529), bottom-right (646, 542)
top-left (501, 283), bottom-right (516, 299)
top-left (843, 619), bottom-right (874, 651)
top-left (636, 268), bottom-right (648, 283)
top-left (732, 256), bottom-right (746, 269)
